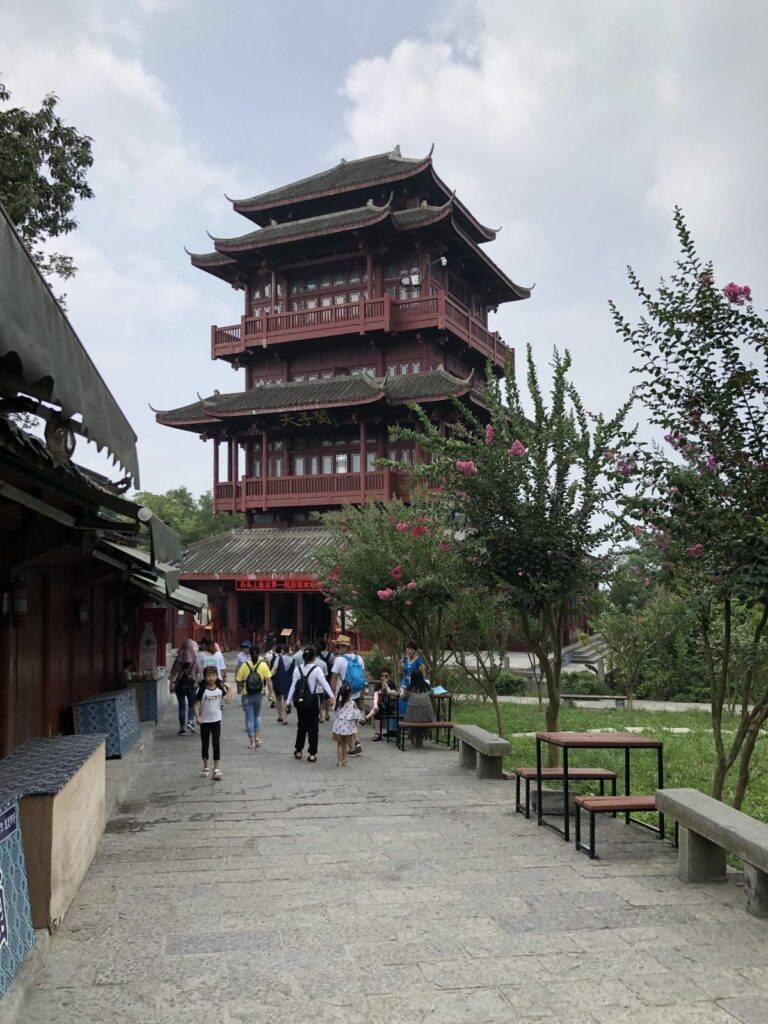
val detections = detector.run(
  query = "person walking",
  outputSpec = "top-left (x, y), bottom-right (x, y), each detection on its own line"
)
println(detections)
top-left (399, 641), bottom-right (425, 717)
top-left (169, 638), bottom-right (200, 736)
top-left (331, 635), bottom-right (366, 756)
top-left (272, 644), bottom-right (294, 725)
top-left (286, 644), bottom-right (335, 762)
top-left (197, 637), bottom-right (228, 687)
top-left (262, 637), bottom-right (279, 708)
top-left (332, 683), bottom-right (361, 767)
top-left (194, 666), bottom-right (228, 780)
top-left (235, 645), bottom-right (272, 749)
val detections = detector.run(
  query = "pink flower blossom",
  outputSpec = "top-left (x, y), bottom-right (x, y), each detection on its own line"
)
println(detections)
top-left (328, 569), bottom-right (341, 584)
top-left (508, 439), bottom-right (527, 457)
top-left (438, 543), bottom-right (453, 552)
top-left (602, 450), bottom-right (615, 460)
top-left (484, 423), bottom-right (495, 445)
top-left (722, 282), bottom-right (752, 306)
top-left (391, 565), bottom-right (403, 579)
top-left (377, 588), bottom-right (394, 600)
top-left (705, 455), bottom-right (718, 469)
top-left (699, 272), bottom-right (714, 286)
top-left (685, 543), bottom-right (704, 558)
top-left (671, 486), bottom-right (680, 494)
top-left (405, 600), bottom-right (413, 606)
top-left (617, 458), bottom-right (634, 476)
top-left (406, 580), bottom-right (417, 590)
top-left (396, 522), bottom-right (410, 532)
top-left (455, 460), bottom-right (478, 475)
top-left (411, 525), bottom-right (429, 538)
top-left (633, 526), bottom-right (644, 537)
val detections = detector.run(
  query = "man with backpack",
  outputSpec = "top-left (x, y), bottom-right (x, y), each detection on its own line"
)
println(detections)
top-left (331, 634), bottom-right (366, 756)
top-left (287, 644), bottom-right (335, 762)
top-left (235, 644), bottom-right (272, 749)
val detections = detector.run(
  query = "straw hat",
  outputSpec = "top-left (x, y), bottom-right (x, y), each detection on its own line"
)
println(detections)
top-left (335, 634), bottom-right (352, 647)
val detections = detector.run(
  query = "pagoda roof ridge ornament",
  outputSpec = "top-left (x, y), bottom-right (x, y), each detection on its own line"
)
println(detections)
top-left (426, 142), bottom-right (435, 159)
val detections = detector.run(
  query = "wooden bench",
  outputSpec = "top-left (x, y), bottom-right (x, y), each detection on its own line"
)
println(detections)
top-left (561, 693), bottom-right (626, 709)
top-left (453, 724), bottom-right (511, 780)
top-left (396, 720), bottom-right (454, 751)
top-left (656, 787), bottom-right (768, 918)
top-left (575, 794), bottom-right (662, 859)
top-left (515, 767), bottom-right (618, 819)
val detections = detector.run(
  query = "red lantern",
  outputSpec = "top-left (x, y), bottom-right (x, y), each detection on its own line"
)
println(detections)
top-left (11, 574), bottom-right (28, 628)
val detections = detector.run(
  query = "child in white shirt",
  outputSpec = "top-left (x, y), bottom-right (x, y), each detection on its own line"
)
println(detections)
top-left (195, 666), bottom-right (228, 780)
top-left (332, 683), bottom-right (362, 767)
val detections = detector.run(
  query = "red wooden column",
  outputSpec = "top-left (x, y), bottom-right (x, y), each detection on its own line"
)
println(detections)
top-left (366, 253), bottom-right (373, 300)
top-left (359, 419), bottom-right (367, 503)
top-left (213, 439), bottom-right (220, 497)
top-left (261, 429), bottom-right (269, 512)
top-left (264, 592), bottom-right (271, 633)
top-left (296, 594), bottom-right (305, 640)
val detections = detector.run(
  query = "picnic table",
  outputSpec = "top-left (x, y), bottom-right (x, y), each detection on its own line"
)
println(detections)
top-left (535, 731), bottom-right (664, 842)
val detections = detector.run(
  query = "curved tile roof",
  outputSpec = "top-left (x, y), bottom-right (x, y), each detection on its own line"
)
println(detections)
top-left (181, 527), bottom-right (331, 576)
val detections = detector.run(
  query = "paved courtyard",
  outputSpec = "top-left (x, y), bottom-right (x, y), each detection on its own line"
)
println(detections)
top-left (14, 702), bottom-right (768, 1024)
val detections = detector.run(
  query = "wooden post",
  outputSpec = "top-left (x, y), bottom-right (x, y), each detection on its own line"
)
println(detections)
top-left (296, 593), bottom-right (305, 640)
top-left (213, 439), bottom-right (219, 496)
top-left (359, 419), bottom-right (367, 503)
top-left (261, 429), bottom-right (268, 512)
top-left (366, 253), bottom-right (373, 300)
top-left (264, 592), bottom-right (271, 633)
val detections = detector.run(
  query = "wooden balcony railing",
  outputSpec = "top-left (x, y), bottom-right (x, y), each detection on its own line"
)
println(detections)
top-left (214, 469), bottom-right (410, 512)
top-left (211, 290), bottom-right (510, 365)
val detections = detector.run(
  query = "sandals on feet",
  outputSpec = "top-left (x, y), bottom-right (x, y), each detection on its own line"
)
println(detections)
top-left (294, 749), bottom-right (302, 759)
top-left (307, 755), bottom-right (317, 763)
top-left (213, 768), bottom-right (222, 781)
top-left (200, 768), bottom-right (210, 778)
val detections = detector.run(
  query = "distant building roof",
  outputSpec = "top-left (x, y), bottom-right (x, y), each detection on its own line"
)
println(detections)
top-left (180, 527), bottom-right (331, 578)
top-left (155, 370), bottom-right (475, 428)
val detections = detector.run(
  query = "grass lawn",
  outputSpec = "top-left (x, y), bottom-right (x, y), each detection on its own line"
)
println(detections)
top-left (453, 699), bottom-right (768, 824)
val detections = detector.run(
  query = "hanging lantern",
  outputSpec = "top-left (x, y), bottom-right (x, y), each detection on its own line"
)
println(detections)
top-left (11, 575), bottom-right (28, 628)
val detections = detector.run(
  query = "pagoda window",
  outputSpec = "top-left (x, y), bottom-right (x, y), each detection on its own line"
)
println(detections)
top-left (308, 455), bottom-right (320, 475)
top-left (366, 451), bottom-right (377, 471)
top-left (351, 453), bottom-right (361, 472)
top-left (306, 276), bottom-right (318, 291)
top-left (400, 363), bottom-right (409, 375)
top-left (388, 446), bottom-right (415, 465)
top-left (321, 295), bottom-right (332, 307)
top-left (270, 456), bottom-right (284, 476)
top-left (306, 298), bottom-right (317, 310)
top-left (334, 294), bottom-right (345, 305)
top-left (386, 365), bottom-right (396, 377)
top-left (291, 278), bottom-right (305, 294)
top-left (322, 454), bottom-right (333, 474)
top-left (335, 453), bottom-right (348, 473)
top-left (293, 374), bottom-right (306, 382)
top-left (349, 291), bottom-right (361, 303)
top-left (251, 457), bottom-right (262, 477)
top-left (321, 272), bottom-right (332, 289)
top-left (293, 456), bottom-right (306, 476)
top-left (411, 361), bottom-right (421, 374)
top-left (349, 266), bottom-right (362, 284)
top-left (321, 370), bottom-right (333, 379)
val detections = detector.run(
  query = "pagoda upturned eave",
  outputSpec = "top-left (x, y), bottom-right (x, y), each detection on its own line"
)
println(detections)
top-left (227, 147), bottom-right (498, 243)
top-left (154, 370), bottom-right (478, 431)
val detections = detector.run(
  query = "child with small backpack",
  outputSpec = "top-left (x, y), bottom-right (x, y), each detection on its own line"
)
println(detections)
top-left (194, 666), bottom-right (230, 780)
top-left (286, 645), bottom-right (335, 762)
top-left (332, 683), bottom-right (362, 767)
top-left (235, 644), bottom-right (272, 749)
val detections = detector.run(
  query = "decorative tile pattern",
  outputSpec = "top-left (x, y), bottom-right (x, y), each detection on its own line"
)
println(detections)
top-left (131, 678), bottom-right (167, 723)
top-left (0, 736), bottom-right (105, 798)
top-left (0, 800), bottom-right (35, 998)
top-left (74, 690), bottom-right (141, 758)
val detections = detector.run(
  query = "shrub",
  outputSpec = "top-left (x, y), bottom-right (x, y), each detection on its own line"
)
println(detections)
top-left (562, 673), bottom-right (601, 696)
top-left (495, 672), bottom-right (528, 696)
top-left (365, 644), bottom-right (393, 681)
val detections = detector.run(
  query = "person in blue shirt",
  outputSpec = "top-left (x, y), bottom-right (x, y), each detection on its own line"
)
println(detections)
top-left (399, 641), bottom-right (425, 715)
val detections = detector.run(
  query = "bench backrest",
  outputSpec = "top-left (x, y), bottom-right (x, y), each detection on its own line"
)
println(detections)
top-left (453, 723), bottom-right (511, 757)
top-left (656, 788), bottom-right (768, 873)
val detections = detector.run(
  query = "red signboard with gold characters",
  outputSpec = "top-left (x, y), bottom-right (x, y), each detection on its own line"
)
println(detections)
top-left (235, 578), bottom-right (322, 592)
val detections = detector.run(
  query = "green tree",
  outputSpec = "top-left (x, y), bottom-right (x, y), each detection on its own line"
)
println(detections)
top-left (396, 346), bottom-right (634, 755)
top-left (612, 208), bottom-right (768, 806)
top-left (133, 487), bottom-right (242, 547)
top-left (0, 79), bottom-right (93, 284)
top-left (595, 557), bottom-right (684, 702)
top-left (315, 498), bottom-right (467, 678)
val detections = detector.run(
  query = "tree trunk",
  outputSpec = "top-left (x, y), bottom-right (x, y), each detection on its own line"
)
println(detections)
top-left (491, 691), bottom-right (505, 739)
top-left (732, 704), bottom-right (768, 809)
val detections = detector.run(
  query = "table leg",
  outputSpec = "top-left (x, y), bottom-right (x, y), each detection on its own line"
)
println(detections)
top-left (563, 746), bottom-right (570, 842)
top-left (624, 747), bottom-right (631, 824)
top-left (536, 737), bottom-right (543, 827)
top-left (657, 746), bottom-right (665, 840)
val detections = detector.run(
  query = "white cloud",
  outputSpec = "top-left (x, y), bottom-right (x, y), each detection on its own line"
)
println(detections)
top-left (336, 0), bottom-right (768, 428)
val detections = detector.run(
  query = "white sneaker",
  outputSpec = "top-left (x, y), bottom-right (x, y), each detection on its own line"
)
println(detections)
top-left (186, 721), bottom-right (197, 733)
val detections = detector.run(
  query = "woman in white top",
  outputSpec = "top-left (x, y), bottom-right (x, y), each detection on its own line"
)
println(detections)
top-left (286, 645), bottom-right (335, 762)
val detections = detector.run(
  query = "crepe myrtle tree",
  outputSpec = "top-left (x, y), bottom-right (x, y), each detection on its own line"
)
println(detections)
top-left (314, 498), bottom-right (469, 678)
top-left (612, 208), bottom-right (768, 806)
top-left (393, 345), bottom-right (635, 754)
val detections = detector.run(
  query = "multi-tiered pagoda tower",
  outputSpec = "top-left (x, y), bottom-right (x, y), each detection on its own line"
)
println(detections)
top-left (157, 147), bottom-right (529, 645)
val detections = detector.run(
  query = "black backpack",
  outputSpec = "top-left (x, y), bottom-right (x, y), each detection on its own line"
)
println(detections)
top-left (245, 660), bottom-right (264, 695)
top-left (293, 666), bottom-right (318, 708)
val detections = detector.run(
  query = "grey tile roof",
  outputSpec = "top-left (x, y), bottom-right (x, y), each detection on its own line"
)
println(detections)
top-left (181, 527), bottom-right (331, 576)
top-left (156, 371), bottom-right (471, 424)
top-left (232, 150), bottom-right (429, 210)
top-left (213, 205), bottom-right (388, 251)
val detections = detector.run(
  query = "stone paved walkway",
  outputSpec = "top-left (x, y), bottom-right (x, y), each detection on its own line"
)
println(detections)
top-left (15, 702), bottom-right (768, 1023)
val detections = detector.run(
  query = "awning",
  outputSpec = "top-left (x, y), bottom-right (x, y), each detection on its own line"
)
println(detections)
top-left (0, 203), bottom-right (140, 483)
top-left (95, 540), bottom-right (204, 612)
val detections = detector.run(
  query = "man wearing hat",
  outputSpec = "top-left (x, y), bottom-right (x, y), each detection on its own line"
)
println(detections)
top-left (331, 635), bottom-right (366, 756)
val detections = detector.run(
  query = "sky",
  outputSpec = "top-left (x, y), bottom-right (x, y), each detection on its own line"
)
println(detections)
top-left (3, 0), bottom-right (767, 494)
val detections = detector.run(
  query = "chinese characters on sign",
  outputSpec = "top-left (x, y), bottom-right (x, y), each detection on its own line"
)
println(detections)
top-left (278, 409), bottom-right (334, 428)
top-left (235, 579), bottom-right (322, 592)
